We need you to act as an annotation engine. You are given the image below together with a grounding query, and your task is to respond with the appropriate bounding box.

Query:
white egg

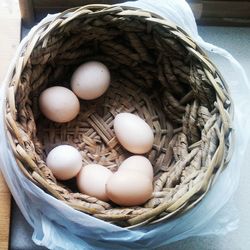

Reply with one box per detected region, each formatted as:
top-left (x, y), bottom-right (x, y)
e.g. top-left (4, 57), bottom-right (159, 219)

top-left (71, 61), bottom-right (110, 100)
top-left (46, 145), bottom-right (82, 180)
top-left (118, 155), bottom-right (153, 180)
top-left (106, 170), bottom-right (153, 206)
top-left (77, 164), bottom-right (113, 201)
top-left (39, 86), bottom-right (80, 123)
top-left (114, 113), bottom-right (154, 154)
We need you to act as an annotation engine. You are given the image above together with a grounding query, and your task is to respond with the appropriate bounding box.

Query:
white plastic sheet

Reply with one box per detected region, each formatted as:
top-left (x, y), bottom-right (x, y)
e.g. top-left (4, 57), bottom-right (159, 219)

top-left (1, 0), bottom-right (250, 249)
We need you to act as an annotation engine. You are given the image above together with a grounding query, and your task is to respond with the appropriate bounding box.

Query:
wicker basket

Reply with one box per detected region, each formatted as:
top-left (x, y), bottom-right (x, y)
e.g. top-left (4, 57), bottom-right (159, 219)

top-left (5, 4), bottom-right (233, 228)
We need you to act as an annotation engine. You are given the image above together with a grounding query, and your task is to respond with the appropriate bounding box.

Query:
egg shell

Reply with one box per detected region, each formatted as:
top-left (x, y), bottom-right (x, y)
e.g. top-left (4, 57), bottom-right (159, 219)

top-left (106, 170), bottom-right (153, 206)
top-left (114, 113), bottom-right (154, 154)
top-left (46, 145), bottom-right (82, 180)
top-left (39, 86), bottom-right (80, 123)
top-left (118, 155), bottom-right (154, 180)
top-left (71, 61), bottom-right (110, 100)
top-left (77, 164), bottom-right (113, 201)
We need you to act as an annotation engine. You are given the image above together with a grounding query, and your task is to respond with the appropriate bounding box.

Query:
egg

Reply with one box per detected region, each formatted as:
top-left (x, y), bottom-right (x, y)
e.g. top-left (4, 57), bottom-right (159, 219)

top-left (39, 86), bottom-right (80, 123)
top-left (114, 113), bottom-right (154, 154)
top-left (46, 145), bottom-right (82, 180)
top-left (77, 164), bottom-right (113, 201)
top-left (106, 170), bottom-right (153, 206)
top-left (118, 156), bottom-right (153, 180)
top-left (71, 61), bottom-right (110, 100)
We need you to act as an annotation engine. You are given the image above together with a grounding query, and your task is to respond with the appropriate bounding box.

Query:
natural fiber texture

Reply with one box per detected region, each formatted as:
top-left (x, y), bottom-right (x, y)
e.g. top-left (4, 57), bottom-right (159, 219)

top-left (5, 4), bottom-right (233, 227)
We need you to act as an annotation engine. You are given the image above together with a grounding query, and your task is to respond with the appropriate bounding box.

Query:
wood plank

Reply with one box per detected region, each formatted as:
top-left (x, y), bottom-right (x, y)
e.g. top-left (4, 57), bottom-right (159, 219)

top-left (18, 0), bottom-right (35, 27)
top-left (202, 1), bottom-right (250, 18)
top-left (32, 0), bottom-right (131, 8)
top-left (21, 0), bottom-right (250, 27)
top-left (0, 0), bottom-right (21, 249)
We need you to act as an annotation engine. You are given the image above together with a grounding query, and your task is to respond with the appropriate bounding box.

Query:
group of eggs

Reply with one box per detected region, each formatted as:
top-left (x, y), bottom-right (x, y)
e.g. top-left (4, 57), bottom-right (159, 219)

top-left (40, 61), bottom-right (155, 206)
top-left (39, 61), bottom-right (111, 123)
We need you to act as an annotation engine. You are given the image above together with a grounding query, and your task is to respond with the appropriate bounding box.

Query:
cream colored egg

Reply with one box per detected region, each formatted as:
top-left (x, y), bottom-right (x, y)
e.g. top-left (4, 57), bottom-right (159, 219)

top-left (114, 113), bottom-right (154, 154)
top-left (71, 61), bottom-right (110, 100)
top-left (106, 170), bottom-right (153, 206)
top-left (39, 86), bottom-right (80, 123)
top-left (46, 145), bottom-right (82, 180)
top-left (118, 156), bottom-right (153, 180)
top-left (77, 164), bottom-right (113, 201)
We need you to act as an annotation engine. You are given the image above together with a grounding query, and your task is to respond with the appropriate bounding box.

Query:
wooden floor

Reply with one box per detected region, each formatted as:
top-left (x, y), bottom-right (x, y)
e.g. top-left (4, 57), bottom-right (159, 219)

top-left (0, 0), bottom-right (20, 249)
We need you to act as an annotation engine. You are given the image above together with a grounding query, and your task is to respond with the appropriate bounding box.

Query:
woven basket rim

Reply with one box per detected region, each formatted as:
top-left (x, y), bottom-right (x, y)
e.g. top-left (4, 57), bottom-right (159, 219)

top-left (4, 4), bottom-right (234, 228)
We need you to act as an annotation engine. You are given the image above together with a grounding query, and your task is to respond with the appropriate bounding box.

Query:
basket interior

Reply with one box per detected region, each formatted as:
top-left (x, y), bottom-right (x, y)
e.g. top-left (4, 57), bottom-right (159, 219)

top-left (8, 6), bottom-right (232, 227)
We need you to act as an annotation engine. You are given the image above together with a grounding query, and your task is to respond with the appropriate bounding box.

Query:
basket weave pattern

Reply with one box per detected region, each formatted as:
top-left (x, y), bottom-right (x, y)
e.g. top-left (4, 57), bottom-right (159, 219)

top-left (5, 5), bottom-right (232, 227)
